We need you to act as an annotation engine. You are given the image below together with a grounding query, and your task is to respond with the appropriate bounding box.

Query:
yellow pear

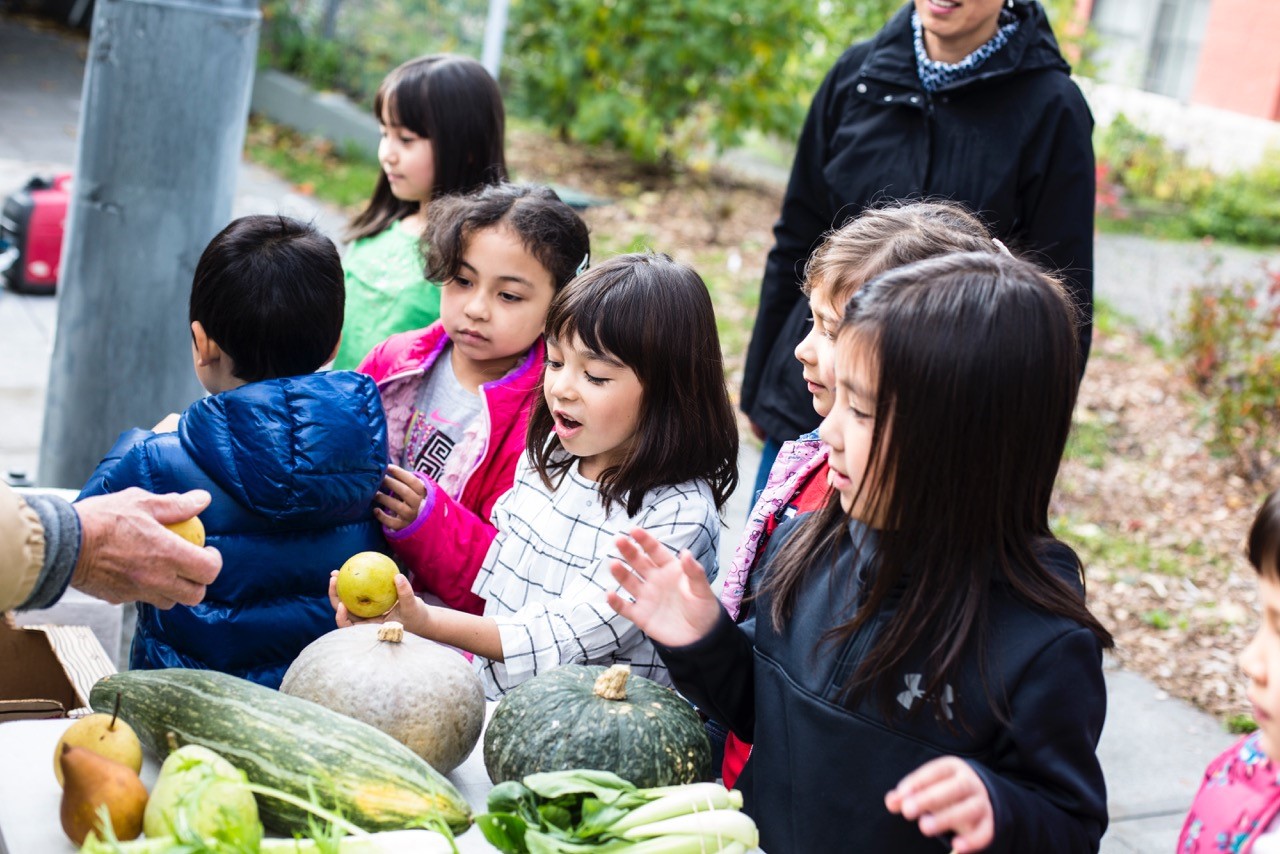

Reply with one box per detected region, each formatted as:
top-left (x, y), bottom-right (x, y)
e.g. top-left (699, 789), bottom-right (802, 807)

top-left (335, 552), bottom-right (400, 618)
top-left (164, 515), bottom-right (205, 546)
top-left (59, 744), bottom-right (148, 846)
top-left (54, 696), bottom-right (143, 787)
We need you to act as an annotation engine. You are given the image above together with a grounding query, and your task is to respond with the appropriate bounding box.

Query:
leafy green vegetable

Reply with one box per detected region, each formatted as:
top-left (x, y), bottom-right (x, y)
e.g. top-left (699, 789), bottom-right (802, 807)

top-left (522, 771), bottom-right (637, 803)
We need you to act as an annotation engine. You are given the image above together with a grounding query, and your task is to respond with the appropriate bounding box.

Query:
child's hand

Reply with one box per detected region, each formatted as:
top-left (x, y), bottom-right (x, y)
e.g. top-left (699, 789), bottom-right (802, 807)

top-left (151, 413), bottom-right (181, 433)
top-left (884, 756), bottom-right (994, 853)
top-left (606, 527), bottom-right (722, 648)
top-left (328, 571), bottom-right (431, 636)
top-left (375, 464), bottom-right (426, 530)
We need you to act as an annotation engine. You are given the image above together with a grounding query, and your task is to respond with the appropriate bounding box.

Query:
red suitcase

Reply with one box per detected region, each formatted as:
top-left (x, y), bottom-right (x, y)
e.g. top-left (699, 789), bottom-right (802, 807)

top-left (1, 173), bottom-right (72, 294)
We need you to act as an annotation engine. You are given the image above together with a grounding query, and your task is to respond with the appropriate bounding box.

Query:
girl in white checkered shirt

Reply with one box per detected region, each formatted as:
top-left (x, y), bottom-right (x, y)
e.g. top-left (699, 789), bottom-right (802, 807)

top-left (330, 253), bottom-right (740, 696)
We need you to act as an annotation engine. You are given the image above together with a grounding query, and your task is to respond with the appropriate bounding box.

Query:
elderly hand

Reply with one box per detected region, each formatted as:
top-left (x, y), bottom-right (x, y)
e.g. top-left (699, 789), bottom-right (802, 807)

top-left (70, 488), bottom-right (222, 609)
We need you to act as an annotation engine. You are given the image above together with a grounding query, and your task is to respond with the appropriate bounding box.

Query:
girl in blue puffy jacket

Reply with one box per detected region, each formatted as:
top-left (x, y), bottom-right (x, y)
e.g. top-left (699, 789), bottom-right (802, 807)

top-left (78, 215), bottom-right (389, 688)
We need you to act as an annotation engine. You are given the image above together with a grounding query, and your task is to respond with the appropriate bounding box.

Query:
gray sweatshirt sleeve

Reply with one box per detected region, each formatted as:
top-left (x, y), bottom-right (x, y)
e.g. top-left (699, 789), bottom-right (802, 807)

top-left (18, 493), bottom-right (82, 610)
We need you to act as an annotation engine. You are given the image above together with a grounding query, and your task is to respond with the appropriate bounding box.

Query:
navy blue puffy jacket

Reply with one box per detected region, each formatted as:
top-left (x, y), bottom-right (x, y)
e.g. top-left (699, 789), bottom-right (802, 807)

top-left (78, 371), bottom-right (389, 687)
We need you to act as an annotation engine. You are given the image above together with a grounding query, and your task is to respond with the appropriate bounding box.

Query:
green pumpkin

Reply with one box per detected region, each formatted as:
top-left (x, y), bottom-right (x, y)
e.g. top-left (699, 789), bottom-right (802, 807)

top-left (483, 664), bottom-right (713, 787)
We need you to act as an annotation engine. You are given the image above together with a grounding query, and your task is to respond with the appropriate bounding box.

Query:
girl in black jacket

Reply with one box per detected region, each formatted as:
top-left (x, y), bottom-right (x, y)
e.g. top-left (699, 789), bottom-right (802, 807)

top-left (743, 0), bottom-right (1095, 488)
top-left (609, 250), bottom-right (1113, 853)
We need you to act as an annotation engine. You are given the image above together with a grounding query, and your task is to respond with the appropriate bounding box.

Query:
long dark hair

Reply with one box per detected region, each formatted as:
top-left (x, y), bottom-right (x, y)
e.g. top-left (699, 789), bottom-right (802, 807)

top-left (527, 253), bottom-right (739, 516)
top-left (764, 251), bottom-right (1113, 724)
top-left (424, 184), bottom-right (590, 293)
top-left (346, 54), bottom-right (507, 241)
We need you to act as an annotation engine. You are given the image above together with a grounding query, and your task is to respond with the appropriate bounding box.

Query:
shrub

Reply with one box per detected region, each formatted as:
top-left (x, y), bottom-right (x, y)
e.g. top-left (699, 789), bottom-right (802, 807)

top-left (504, 0), bottom-right (897, 165)
top-left (1096, 114), bottom-right (1280, 247)
top-left (1178, 262), bottom-right (1280, 480)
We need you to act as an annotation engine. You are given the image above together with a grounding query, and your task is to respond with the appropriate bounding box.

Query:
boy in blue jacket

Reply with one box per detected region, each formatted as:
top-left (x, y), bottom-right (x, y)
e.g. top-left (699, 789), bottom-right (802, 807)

top-left (79, 215), bottom-right (389, 688)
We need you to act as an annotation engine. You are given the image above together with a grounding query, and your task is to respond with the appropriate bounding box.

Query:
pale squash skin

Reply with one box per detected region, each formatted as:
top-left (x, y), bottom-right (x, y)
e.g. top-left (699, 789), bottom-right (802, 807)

top-left (280, 623), bottom-right (485, 774)
top-left (484, 664), bottom-right (713, 787)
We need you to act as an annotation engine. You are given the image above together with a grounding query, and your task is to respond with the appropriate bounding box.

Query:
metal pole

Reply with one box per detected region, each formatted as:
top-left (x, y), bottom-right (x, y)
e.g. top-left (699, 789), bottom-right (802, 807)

top-left (481, 0), bottom-right (509, 80)
top-left (38, 0), bottom-right (261, 488)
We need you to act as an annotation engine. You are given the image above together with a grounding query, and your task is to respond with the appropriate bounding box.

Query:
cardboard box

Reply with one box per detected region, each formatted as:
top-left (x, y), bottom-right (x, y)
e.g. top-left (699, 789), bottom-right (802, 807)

top-left (0, 614), bottom-right (116, 721)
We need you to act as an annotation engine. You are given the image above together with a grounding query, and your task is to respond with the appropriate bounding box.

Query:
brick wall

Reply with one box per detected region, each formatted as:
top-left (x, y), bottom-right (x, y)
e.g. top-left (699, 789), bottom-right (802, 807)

top-left (1191, 0), bottom-right (1280, 120)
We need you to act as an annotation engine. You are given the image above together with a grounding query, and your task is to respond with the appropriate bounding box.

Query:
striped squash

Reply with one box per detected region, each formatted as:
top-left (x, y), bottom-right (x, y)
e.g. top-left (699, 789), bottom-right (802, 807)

top-left (484, 664), bottom-right (712, 788)
top-left (89, 669), bottom-right (471, 834)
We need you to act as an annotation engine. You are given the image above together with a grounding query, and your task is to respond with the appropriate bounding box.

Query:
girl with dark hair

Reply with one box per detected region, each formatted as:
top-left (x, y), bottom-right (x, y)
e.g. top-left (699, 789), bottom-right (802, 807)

top-left (333, 253), bottom-right (739, 699)
top-left (609, 251), bottom-right (1113, 853)
top-left (357, 184), bottom-right (589, 615)
top-left (332, 54), bottom-right (507, 369)
top-left (717, 200), bottom-right (1001, 787)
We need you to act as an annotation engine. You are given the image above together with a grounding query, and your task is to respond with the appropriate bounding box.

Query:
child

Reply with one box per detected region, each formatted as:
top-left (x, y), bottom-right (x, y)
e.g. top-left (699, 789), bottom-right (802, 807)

top-left (331, 54), bottom-right (507, 370)
top-left (358, 183), bottom-right (591, 615)
top-left (717, 200), bottom-right (1001, 787)
top-left (609, 251), bottom-right (1114, 852)
top-left (78, 215), bottom-right (389, 688)
top-left (334, 253), bottom-right (740, 698)
top-left (1179, 490), bottom-right (1280, 853)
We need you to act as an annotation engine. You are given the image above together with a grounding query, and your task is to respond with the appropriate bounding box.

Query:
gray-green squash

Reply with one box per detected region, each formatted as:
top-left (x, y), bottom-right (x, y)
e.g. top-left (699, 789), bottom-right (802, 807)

top-left (483, 664), bottom-right (712, 787)
top-left (281, 622), bottom-right (484, 774)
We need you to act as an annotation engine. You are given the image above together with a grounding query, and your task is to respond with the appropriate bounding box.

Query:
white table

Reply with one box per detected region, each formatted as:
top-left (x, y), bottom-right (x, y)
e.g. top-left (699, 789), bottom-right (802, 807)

top-left (0, 717), bottom-right (503, 853)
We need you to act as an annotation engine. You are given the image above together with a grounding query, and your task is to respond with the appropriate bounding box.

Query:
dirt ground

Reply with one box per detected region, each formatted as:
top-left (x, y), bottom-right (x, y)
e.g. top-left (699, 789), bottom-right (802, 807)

top-left (508, 127), bottom-right (1260, 726)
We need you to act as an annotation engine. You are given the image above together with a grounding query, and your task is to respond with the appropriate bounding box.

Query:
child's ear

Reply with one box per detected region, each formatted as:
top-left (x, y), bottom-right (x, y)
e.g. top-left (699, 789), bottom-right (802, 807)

top-left (190, 321), bottom-right (222, 366)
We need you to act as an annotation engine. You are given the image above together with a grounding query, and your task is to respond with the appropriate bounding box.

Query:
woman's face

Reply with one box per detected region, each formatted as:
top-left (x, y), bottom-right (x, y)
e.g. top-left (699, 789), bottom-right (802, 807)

top-left (913, 0), bottom-right (1007, 64)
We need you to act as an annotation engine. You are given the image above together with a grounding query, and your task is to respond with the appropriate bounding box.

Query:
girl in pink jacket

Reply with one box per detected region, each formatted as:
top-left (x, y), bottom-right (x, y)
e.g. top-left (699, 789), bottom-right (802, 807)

top-left (358, 184), bottom-right (590, 614)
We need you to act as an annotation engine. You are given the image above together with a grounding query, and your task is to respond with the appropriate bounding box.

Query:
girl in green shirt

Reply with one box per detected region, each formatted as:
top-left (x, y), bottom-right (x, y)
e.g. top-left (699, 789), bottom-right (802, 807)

top-left (332, 54), bottom-right (507, 370)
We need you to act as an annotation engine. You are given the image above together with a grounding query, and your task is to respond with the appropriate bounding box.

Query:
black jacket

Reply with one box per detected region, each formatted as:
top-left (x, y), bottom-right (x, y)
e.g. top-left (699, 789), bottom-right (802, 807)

top-left (659, 519), bottom-right (1108, 854)
top-left (742, 0), bottom-right (1096, 441)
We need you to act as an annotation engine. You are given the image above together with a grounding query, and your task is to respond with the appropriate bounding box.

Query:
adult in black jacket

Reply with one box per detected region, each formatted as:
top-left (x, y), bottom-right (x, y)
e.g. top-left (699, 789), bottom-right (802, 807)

top-left (742, 0), bottom-right (1095, 467)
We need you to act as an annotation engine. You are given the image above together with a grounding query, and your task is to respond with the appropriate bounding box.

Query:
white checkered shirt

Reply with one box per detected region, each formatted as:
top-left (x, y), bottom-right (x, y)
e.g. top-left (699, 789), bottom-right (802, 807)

top-left (473, 452), bottom-right (720, 698)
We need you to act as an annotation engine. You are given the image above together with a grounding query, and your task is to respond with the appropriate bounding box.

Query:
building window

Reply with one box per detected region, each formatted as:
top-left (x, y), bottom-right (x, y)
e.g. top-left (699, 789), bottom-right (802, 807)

top-left (1091, 0), bottom-right (1211, 100)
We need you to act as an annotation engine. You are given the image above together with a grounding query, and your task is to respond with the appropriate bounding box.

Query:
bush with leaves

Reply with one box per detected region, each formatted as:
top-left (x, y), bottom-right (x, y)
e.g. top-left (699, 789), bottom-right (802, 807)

top-left (1179, 262), bottom-right (1280, 481)
top-left (1096, 113), bottom-right (1280, 247)
top-left (504, 0), bottom-right (899, 165)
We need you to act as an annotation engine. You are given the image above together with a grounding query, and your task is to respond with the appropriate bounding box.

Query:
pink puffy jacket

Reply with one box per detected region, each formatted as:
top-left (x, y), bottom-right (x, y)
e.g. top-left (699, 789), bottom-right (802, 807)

top-left (358, 323), bottom-right (544, 614)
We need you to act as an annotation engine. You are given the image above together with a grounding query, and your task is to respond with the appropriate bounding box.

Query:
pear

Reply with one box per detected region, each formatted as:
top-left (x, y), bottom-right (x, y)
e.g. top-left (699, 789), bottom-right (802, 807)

top-left (59, 744), bottom-right (148, 846)
top-left (53, 694), bottom-right (143, 787)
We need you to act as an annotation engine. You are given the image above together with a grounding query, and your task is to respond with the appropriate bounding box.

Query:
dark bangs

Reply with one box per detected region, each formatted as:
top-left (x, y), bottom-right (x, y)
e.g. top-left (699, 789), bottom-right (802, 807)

top-left (528, 253), bottom-right (738, 516)
top-left (1249, 491), bottom-right (1280, 578)
top-left (347, 55), bottom-right (506, 242)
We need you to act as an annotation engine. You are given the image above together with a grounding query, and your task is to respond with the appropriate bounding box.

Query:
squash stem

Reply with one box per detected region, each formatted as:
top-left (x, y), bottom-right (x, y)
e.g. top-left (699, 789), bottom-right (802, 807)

top-left (241, 782), bottom-right (370, 837)
top-left (593, 664), bottom-right (631, 700)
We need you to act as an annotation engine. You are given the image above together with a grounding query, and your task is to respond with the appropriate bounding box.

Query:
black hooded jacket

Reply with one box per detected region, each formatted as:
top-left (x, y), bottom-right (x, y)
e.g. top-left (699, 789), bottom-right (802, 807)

top-left (742, 0), bottom-right (1096, 441)
top-left (658, 517), bottom-right (1108, 853)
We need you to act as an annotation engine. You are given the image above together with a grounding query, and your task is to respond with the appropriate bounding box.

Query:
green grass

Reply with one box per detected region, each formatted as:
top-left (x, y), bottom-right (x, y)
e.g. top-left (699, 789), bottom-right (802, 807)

top-left (1227, 714), bottom-right (1260, 735)
top-left (243, 116), bottom-right (379, 210)
top-left (1063, 417), bottom-right (1112, 470)
top-left (1054, 515), bottom-right (1190, 578)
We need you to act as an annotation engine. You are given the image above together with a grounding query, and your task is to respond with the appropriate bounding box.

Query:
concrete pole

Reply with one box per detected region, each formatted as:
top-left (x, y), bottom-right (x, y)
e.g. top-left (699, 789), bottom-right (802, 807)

top-left (38, 0), bottom-right (261, 488)
top-left (481, 0), bottom-right (510, 79)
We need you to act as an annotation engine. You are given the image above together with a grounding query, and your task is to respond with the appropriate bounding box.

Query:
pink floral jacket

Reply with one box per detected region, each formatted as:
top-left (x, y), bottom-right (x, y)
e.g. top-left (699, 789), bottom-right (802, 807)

top-left (1179, 733), bottom-right (1280, 853)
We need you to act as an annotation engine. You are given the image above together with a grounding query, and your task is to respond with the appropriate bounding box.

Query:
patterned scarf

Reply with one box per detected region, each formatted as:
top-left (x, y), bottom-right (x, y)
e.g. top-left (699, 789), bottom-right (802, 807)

top-left (912, 9), bottom-right (1019, 92)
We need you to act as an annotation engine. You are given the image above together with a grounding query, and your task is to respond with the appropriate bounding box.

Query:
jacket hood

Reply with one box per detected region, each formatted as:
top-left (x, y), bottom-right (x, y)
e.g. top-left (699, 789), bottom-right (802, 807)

top-left (862, 0), bottom-right (1071, 90)
top-left (180, 372), bottom-right (388, 521)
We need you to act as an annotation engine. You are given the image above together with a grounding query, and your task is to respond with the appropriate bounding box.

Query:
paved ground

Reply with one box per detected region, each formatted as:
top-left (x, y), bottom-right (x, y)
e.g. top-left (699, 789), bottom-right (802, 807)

top-left (0, 13), bottom-right (1253, 852)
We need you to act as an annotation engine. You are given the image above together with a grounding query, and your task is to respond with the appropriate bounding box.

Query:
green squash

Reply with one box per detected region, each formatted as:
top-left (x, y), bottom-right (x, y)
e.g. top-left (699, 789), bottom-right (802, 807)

top-left (483, 664), bottom-right (713, 787)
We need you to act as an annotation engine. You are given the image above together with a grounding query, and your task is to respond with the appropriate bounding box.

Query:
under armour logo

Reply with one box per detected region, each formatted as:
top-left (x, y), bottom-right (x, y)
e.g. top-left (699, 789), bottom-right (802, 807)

top-left (897, 673), bottom-right (955, 721)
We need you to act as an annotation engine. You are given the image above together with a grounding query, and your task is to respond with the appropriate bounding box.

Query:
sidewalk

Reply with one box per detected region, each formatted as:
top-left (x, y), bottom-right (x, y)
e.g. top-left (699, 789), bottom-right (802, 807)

top-left (0, 13), bottom-right (1244, 852)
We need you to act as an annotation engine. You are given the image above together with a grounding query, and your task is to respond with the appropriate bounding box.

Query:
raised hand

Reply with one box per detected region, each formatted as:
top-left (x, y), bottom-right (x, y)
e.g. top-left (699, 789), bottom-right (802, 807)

top-left (884, 756), bottom-right (994, 853)
top-left (605, 526), bottom-right (722, 648)
top-left (374, 464), bottom-right (427, 531)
